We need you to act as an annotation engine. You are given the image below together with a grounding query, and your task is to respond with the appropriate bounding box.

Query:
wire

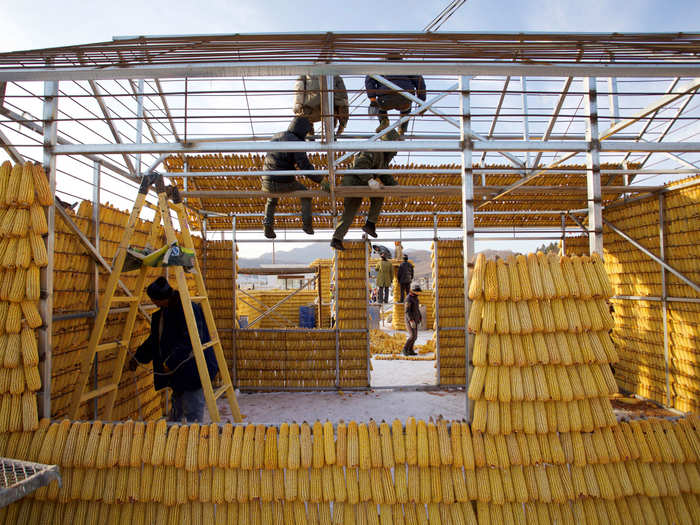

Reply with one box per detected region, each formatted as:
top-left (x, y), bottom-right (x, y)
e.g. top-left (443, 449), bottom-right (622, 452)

top-left (423, 0), bottom-right (467, 32)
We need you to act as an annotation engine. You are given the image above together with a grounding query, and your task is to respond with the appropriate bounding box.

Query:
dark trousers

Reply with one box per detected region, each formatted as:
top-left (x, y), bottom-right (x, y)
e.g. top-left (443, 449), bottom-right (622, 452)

top-left (403, 315), bottom-right (418, 355)
top-left (262, 179), bottom-right (311, 227)
top-left (378, 286), bottom-right (390, 304)
top-left (399, 282), bottom-right (411, 303)
top-left (370, 95), bottom-right (412, 133)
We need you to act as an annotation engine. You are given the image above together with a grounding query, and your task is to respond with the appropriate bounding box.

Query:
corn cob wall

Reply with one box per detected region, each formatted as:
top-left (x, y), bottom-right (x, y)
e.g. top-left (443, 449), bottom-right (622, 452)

top-left (335, 241), bottom-right (370, 388)
top-left (432, 240), bottom-right (467, 385)
top-left (0, 161), bottom-right (51, 432)
top-left (566, 179), bottom-right (699, 413)
top-left (468, 251), bottom-right (619, 435)
top-left (198, 240), bottom-right (234, 365)
top-left (311, 257), bottom-right (333, 328)
top-left (1, 415), bottom-right (699, 523)
top-left (51, 201), bottom-right (165, 421)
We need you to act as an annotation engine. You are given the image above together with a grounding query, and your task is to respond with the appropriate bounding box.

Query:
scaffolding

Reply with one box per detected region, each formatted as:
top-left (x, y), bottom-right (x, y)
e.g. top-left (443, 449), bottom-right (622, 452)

top-left (0, 32), bottom-right (698, 421)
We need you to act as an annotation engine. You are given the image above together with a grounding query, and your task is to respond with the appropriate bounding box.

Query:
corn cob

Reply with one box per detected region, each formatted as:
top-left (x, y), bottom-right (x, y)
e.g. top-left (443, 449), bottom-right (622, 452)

top-left (472, 333), bottom-right (488, 367)
top-left (29, 203), bottom-right (48, 235)
top-left (29, 233), bottom-right (48, 267)
top-left (32, 164), bottom-right (53, 206)
top-left (482, 301), bottom-right (496, 334)
top-left (495, 301), bottom-right (509, 334)
top-left (391, 419), bottom-right (405, 465)
top-left (537, 252), bottom-right (557, 299)
top-left (335, 422), bottom-right (346, 468)
top-left (516, 254), bottom-right (534, 300)
top-left (468, 253), bottom-right (485, 300)
top-left (484, 259), bottom-right (499, 301)
top-left (467, 299), bottom-right (483, 333)
top-left (527, 253), bottom-right (544, 298)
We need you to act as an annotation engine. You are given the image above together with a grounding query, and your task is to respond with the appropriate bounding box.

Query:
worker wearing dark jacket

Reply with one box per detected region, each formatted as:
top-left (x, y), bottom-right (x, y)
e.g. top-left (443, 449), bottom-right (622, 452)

top-left (397, 255), bottom-right (414, 303)
top-left (403, 284), bottom-right (422, 356)
top-left (330, 129), bottom-right (400, 251)
top-left (262, 117), bottom-right (325, 239)
top-left (365, 72), bottom-right (426, 135)
top-left (130, 277), bottom-right (218, 422)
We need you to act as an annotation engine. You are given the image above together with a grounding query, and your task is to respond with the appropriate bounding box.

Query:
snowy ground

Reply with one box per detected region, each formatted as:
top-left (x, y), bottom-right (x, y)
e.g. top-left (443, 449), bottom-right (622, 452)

top-left (216, 328), bottom-right (471, 424)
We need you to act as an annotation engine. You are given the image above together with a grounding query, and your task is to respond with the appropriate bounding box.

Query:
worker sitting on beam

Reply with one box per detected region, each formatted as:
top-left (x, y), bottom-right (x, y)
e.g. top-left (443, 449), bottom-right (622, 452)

top-left (365, 54), bottom-right (426, 136)
top-left (330, 129), bottom-right (402, 251)
top-left (293, 74), bottom-right (349, 137)
top-left (262, 116), bottom-right (327, 239)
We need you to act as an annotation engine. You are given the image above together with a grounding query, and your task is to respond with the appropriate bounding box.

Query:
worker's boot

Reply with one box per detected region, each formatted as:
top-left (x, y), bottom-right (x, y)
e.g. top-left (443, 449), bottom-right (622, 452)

top-left (376, 117), bottom-right (390, 133)
top-left (330, 238), bottom-right (345, 251)
top-left (302, 223), bottom-right (315, 235)
top-left (264, 224), bottom-right (276, 239)
top-left (362, 221), bottom-right (377, 238)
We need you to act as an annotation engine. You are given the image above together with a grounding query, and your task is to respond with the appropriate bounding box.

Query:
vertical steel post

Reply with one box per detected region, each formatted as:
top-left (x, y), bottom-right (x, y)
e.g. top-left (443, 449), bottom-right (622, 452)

top-left (659, 194), bottom-right (671, 407)
top-left (585, 77), bottom-right (604, 255)
top-left (459, 76), bottom-right (475, 421)
top-left (608, 76), bottom-right (620, 126)
top-left (521, 76), bottom-right (530, 168)
top-left (38, 80), bottom-right (58, 419)
top-left (231, 216), bottom-right (237, 388)
top-left (135, 78), bottom-right (144, 176)
top-left (321, 75), bottom-right (338, 223)
top-left (433, 213), bottom-right (441, 385)
top-left (560, 212), bottom-right (567, 255)
top-left (92, 161), bottom-right (101, 419)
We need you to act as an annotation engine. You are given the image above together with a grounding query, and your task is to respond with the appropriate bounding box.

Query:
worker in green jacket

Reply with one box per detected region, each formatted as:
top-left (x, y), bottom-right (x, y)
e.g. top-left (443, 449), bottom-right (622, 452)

top-left (330, 129), bottom-right (401, 251)
top-left (375, 253), bottom-right (394, 304)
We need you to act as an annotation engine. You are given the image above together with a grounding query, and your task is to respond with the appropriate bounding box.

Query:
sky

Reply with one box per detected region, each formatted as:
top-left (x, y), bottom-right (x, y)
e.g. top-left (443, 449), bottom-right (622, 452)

top-left (1, 0), bottom-right (698, 259)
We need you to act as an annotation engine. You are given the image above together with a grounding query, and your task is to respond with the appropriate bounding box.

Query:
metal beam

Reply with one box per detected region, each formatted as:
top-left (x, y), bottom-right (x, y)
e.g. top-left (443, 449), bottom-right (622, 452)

top-left (479, 75), bottom-right (510, 167)
top-left (0, 126), bottom-right (23, 163)
top-left (237, 266), bottom-right (320, 275)
top-left (530, 76), bottom-right (573, 170)
top-left (585, 77), bottom-right (603, 255)
top-left (2, 61), bottom-right (700, 82)
top-left (604, 218), bottom-right (700, 294)
top-left (237, 290), bottom-right (295, 328)
top-left (246, 275), bottom-right (317, 328)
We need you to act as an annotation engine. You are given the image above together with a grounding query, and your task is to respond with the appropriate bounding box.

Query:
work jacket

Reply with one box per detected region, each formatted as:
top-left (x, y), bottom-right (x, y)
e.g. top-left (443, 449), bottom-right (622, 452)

top-left (365, 75), bottom-right (427, 102)
top-left (263, 119), bottom-right (322, 184)
top-left (375, 260), bottom-right (394, 288)
top-left (135, 292), bottom-right (218, 392)
top-left (397, 261), bottom-right (414, 284)
top-left (293, 75), bottom-right (349, 128)
top-left (405, 292), bottom-right (422, 323)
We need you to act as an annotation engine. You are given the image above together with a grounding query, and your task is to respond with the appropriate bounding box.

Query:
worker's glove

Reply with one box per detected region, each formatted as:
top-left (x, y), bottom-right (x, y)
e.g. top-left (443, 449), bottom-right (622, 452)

top-left (127, 356), bottom-right (139, 372)
top-left (320, 180), bottom-right (331, 192)
top-left (368, 99), bottom-right (379, 116)
top-left (368, 179), bottom-right (383, 190)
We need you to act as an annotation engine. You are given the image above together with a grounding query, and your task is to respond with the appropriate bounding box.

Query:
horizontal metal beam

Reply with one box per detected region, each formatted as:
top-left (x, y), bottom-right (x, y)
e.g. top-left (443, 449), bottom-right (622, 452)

top-left (2, 61), bottom-right (700, 82)
top-left (51, 139), bottom-right (700, 155)
top-left (238, 266), bottom-right (319, 275)
top-left (612, 295), bottom-right (700, 304)
top-left (604, 218), bottom-right (700, 294)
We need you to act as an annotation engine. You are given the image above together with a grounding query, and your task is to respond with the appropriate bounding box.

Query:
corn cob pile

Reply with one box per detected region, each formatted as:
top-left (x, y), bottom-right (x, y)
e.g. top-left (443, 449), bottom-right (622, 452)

top-left (467, 251), bottom-right (619, 435)
top-left (369, 330), bottom-right (406, 355)
top-left (0, 162), bottom-right (52, 432)
top-left (432, 240), bottom-right (467, 385)
top-left (51, 200), bottom-right (165, 421)
top-left (198, 240), bottom-right (234, 365)
top-left (1, 415), bottom-right (699, 523)
top-left (335, 241), bottom-right (370, 388)
top-left (567, 179), bottom-right (700, 413)
top-left (417, 336), bottom-right (436, 355)
top-left (235, 330), bottom-right (336, 389)
top-left (236, 290), bottom-right (319, 329)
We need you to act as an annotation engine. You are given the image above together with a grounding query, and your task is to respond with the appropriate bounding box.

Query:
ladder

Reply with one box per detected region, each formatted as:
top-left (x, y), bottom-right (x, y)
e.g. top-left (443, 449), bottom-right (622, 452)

top-left (68, 173), bottom-right (242, 422)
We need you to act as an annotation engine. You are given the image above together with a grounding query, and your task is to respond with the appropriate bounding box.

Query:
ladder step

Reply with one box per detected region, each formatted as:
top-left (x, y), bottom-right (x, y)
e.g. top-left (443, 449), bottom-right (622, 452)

top-left (81, 383), bottom-right (118, 403)
top-left (110, 296), bottom-right (141, 303)
top-left (96, 341), bottom-right (122, 353)
top-left (202, 339), bottom-right (219, 350)
top-left (214, 383), bottom-right (232, 400)
top-left (190, 296), bottom-right (208, 302)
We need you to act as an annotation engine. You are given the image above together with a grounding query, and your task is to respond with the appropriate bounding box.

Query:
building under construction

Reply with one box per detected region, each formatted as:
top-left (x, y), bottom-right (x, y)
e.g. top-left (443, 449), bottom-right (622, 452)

top-left (0, 32), bottom-right (698, 523)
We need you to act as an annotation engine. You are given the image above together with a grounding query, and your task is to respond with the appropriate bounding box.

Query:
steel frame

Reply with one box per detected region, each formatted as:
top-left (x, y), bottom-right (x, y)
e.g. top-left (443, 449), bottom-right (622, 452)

top-left (0, 32), bottom-right (696, 419)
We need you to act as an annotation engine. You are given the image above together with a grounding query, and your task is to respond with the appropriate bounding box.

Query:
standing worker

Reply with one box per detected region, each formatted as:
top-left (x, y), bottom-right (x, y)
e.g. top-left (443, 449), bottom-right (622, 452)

top-left (397, 254), bottom-right (414, 303)
top-left (330, 129), bottom-right (401, 251)
top-left (402, 284), bottom-right (422, 356)
top-left (262, 116), bottom-right (326, 239)
top-left (293, 75), bottom-right (349, 137)
top-left (375, 253), bottom-right (393, 304)
top-left (365, 55), bottom-right (426, 136)
top-left (128, 277), bottom-right (218, 422)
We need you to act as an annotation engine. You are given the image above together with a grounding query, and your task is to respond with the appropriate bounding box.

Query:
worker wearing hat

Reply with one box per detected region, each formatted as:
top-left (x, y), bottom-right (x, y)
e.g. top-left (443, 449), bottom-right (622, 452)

top-left (397, 254), bottom-right (415, 303)
top-left (128, 277), bottom-right (218, 422)
top-left (403, 283), bottom-right (422, 356)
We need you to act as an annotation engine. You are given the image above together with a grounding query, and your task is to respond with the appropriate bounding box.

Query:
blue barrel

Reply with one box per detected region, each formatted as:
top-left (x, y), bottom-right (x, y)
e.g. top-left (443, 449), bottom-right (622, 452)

top-left (299, 305), bottom-right (317, 328)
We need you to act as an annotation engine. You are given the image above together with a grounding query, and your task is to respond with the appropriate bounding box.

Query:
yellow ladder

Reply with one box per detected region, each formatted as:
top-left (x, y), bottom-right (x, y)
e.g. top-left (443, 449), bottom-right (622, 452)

top-left (68, 174), bottom-right (242, 422)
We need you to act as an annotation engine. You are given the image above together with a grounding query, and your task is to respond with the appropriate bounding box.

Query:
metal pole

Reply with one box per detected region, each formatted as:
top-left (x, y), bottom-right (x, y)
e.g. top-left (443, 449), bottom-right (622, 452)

top-left (459, 76), bottom-right (475, 422)
top-left (659, 194), bottom-right (671, 408)
top-left (202, 214), bottom-right (208, 282)
top-left (560, 213), bottom-right (566, 255)
top-left (608, 76), bottom-right (620, 126)
top-left (38, 80), bottom-right (58, 419)
top-left (92, 161), bottom-right (101, 419)
top-left (585, 77), bottom-right (604, 255)
top-left (433, 213), bottom-right (441, 385)
top-left (521, 76), bottom-right (530, 168)
top-left (231, 215), bottom-right (237, 388)
top-left (364, 238), bottom-right (371, 388)
top-left (135, 78), bottom-right (144, 176)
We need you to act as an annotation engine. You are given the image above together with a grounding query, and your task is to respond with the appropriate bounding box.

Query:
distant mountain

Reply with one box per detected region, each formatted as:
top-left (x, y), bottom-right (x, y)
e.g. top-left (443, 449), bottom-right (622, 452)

top-left (237, 243), bottom-right (333, 268)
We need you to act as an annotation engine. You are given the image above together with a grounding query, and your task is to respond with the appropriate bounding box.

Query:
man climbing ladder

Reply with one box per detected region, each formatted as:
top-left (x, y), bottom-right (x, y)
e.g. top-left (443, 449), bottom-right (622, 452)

top-left (68, 173), bottom-right (242, 423)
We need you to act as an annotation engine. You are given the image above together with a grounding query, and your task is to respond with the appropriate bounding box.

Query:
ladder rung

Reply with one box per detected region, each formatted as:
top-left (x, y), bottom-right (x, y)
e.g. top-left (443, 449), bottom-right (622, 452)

top-left (110, 296), bottom-right (141, 303)
top-left (202, 339), bottom-right (219, 350)
top-left (96, 341), bottom-right (122, 353)
top-left (190, 296), bottom-right (208, 302)
top-left (214, 383), bottom-right (232, 400)
top-left (81, 383), bottom-right (118, 403)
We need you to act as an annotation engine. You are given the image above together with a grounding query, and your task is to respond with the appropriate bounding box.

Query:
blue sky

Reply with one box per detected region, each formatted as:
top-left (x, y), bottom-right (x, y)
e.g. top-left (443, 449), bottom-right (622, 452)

top-left (2, 0), bottom-right (700, 52)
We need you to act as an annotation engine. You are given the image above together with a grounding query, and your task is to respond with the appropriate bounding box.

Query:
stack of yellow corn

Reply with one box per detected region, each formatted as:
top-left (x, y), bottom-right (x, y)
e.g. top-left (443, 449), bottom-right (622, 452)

top-left (432, 240), bottom-right (466, 385)
top-left (0, 415), bottom-right (698, 523)
top-left (198, 240), bottom-right (234, 365)
top-left (369, 330), bottom-right (406, 355)
top-left (467, 251), bottom-right (619, 435)
top-left (335, 242), bottom-right (370, 388)
top-left (0, 162), bottom-right (53, 432)
top-left (311, 258), bottom-right (333, 328)
top-left (566, 178), bottom-right (700, 413)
